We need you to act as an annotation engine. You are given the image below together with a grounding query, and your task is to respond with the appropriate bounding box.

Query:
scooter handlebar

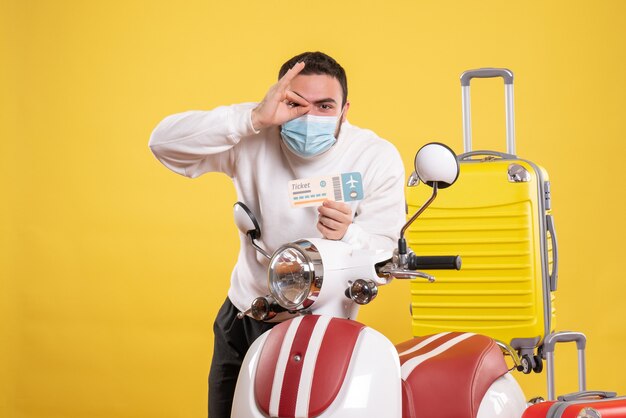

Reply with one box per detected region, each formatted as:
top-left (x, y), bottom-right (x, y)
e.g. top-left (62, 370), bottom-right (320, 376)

top-left (407, 255), bottom-right (461, 270)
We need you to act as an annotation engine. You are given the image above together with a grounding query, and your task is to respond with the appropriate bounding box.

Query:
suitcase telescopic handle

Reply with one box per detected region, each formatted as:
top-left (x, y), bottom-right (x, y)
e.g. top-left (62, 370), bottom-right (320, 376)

top-left (543, 331), bottom-right (587, 401)
top-left (460, 68), bottom-right (516, 156)
top-left (460, 68), bottom-right (514, 86)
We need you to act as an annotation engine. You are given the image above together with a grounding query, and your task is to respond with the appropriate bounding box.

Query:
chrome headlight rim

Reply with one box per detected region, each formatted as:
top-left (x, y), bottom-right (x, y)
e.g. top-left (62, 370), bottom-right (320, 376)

top-left (268, 240), bottom-right (323, 311)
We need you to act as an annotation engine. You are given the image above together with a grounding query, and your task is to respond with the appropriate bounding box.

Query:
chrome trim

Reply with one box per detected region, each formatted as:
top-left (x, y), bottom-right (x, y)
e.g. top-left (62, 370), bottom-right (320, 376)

top-left (495, 340), bottom-right (522, 368)
top-left (268, 239), bottom-right (323, 311)
top-left (248, 234), bottom-right (271, 259)
top-left (348, 279), bottom-right (378, 305)
top-left (407, 171), bottom-right (420, 187)
top-left (378, 265), bottom-right (435, 282)
top-left (400, 182), bottom-right (438, 241)
top-left (250, 296), bottom-right (271, 321)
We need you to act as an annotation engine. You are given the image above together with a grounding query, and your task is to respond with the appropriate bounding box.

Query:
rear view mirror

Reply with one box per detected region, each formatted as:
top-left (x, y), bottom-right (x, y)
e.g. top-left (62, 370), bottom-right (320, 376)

top-left (414, 142), bottom-right (459, 189)
top-left (233, 202), bottom-right (261, 239)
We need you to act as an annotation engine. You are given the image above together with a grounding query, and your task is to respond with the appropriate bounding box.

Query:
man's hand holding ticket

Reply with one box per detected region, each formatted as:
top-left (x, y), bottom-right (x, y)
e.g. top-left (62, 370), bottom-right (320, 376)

top-left (288, 172), bottom-right (364, 240)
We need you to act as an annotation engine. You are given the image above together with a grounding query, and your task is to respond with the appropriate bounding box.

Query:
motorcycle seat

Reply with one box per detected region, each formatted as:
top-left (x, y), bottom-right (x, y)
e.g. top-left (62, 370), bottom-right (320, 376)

top-left (396, 332), bottom-right (509, 418)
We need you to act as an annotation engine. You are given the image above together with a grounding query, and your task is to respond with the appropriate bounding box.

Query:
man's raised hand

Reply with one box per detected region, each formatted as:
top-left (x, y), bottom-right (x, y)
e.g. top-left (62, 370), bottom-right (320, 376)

top-left (251, 62), bottom-right (311, 131)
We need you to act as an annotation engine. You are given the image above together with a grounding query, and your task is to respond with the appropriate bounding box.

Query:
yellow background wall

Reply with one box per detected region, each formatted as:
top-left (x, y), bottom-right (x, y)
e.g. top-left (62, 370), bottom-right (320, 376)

top-left (2, 1), bottom-right (625, 417)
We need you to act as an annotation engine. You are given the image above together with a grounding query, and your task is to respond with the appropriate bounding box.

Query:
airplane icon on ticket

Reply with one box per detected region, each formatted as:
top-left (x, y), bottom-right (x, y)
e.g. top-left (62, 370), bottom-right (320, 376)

top-left (345, 175), bottom-right (359, 189)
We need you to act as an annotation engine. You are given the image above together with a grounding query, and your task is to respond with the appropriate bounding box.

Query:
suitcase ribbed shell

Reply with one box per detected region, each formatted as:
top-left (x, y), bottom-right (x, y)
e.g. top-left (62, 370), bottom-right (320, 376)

top-left (407, 158), bottom-right (556, 347)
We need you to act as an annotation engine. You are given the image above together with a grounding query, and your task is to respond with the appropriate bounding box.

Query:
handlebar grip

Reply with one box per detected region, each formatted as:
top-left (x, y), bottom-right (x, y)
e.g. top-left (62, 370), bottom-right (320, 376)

top-left (408, 255), bottom-right (461, 270)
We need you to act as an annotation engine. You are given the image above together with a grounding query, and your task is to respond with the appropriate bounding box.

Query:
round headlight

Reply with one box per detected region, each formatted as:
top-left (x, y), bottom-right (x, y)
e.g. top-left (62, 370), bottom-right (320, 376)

top-left (268, 240), bottom-right (323, 310)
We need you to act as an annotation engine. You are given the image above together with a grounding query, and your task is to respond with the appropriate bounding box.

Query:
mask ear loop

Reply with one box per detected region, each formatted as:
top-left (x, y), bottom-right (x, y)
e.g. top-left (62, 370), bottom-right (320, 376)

top-left (335, 105), bottom-right (346, 138)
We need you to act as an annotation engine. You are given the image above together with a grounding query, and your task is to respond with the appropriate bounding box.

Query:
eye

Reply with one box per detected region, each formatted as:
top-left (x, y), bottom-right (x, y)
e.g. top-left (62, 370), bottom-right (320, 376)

top-left (319, 103), bottom-right (334, 110)
top-left (286, 101), bottom-right (300, 108)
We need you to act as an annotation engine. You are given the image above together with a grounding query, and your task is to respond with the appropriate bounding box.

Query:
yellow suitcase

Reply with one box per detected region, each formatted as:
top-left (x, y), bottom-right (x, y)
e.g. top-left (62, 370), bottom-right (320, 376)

top-left (407, 69), bottom-right (557, 373)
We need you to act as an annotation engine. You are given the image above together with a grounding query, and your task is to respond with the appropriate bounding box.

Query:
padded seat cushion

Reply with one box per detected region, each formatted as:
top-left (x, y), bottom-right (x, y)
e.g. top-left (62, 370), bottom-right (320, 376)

top-left (396, 332), bottom-right (509, 418)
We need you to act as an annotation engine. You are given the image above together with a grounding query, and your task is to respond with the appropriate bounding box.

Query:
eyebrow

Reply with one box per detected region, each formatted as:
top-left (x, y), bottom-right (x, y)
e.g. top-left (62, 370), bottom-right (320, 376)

top-left (292, 91), bottom-right (337, 105)
top-left (313, 98), bottom-right (337, 105)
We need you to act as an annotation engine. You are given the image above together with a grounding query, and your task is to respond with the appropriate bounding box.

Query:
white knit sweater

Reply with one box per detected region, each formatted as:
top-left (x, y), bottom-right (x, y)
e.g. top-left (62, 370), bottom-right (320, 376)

top-left (149, 103), bottom-right (406, 313)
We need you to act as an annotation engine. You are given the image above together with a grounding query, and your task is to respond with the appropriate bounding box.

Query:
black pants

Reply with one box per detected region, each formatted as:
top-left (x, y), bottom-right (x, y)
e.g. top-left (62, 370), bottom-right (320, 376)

top-left (208, 297), bottom-right (278, 418)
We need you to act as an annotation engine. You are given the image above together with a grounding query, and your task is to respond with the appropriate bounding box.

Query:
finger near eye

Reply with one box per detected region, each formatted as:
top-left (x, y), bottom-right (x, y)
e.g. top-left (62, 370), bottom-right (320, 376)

top-left (285, 91), bottom-right (310, 106)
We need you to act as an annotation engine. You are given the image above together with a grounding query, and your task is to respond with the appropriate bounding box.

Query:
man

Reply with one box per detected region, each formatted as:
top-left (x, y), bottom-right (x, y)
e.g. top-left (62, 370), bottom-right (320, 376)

top-left (149, 51), bottom-right (406, 417)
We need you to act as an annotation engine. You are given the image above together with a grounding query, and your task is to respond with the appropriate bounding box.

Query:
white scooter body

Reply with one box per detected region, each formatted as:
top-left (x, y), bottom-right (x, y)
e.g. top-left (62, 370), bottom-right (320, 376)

top-left (233, 329), bottom-right (527, 418)
top-left (230, 143), bottom-right (528, 418)
top-left (233, 238), bottom-right (403, 417)
top-left (232, 323), bottom-right (402, 418)
top-left (231, 239), bottom-right (526, 418)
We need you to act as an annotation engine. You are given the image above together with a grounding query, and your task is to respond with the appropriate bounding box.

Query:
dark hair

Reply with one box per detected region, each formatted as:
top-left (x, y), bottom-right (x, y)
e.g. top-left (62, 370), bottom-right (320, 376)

top-left (278, 51), bottom-right (348, 106)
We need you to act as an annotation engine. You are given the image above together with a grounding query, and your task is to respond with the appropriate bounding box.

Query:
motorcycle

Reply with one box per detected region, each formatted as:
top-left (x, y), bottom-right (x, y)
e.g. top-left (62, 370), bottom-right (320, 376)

top-left (229, 143), bottom-right (531, 418)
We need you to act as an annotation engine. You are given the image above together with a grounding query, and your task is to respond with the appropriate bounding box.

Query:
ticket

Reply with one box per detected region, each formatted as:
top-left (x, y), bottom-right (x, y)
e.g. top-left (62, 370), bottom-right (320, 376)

top-left (288, 172), bottom-right (364, 208)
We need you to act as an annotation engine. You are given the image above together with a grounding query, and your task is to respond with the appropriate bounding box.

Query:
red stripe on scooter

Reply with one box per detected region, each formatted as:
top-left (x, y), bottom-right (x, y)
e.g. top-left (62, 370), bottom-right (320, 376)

top-left (254, 320), bottom-right (291, 416)
top-left (397, 332), bottom-right (466, 364)
top-left (277, 315), bottom-right (320, 418)
top-left (309, 318), bottom-right (365, 417)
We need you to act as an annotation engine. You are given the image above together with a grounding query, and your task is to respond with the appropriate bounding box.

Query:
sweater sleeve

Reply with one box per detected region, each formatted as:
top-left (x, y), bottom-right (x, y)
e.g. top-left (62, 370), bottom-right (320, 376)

top-left (341, 142), bottom-right (406, 251)
top-left (148, 103), bottom-right (259, 178)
